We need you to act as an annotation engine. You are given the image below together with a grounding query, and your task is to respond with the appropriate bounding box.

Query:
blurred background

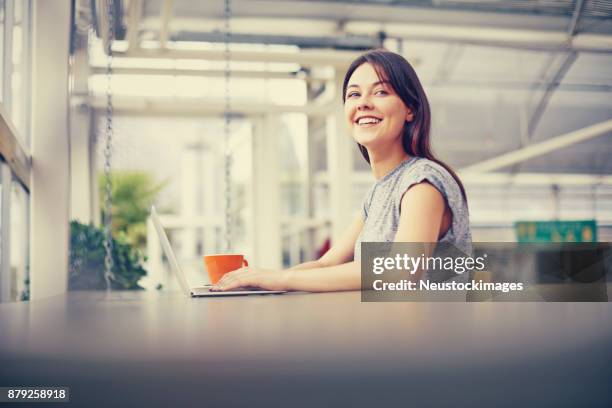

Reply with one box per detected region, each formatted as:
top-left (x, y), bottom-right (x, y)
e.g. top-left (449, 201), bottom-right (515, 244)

top-left (0, 0), bottom-right (610, 301)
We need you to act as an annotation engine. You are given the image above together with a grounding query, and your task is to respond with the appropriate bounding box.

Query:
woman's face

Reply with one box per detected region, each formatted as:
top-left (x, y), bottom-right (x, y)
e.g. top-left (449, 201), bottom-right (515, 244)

top-left (344, 63), bottom-right (413, 151)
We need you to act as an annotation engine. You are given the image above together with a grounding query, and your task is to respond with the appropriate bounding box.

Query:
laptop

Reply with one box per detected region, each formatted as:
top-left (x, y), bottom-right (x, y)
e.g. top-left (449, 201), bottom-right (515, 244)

top-left (150, 206), bottom-right (285, 297)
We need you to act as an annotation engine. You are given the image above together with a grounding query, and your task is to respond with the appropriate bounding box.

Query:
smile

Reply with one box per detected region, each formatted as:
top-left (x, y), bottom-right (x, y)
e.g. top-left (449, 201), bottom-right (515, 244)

top-left (356, 117), bottom-right (382, 126)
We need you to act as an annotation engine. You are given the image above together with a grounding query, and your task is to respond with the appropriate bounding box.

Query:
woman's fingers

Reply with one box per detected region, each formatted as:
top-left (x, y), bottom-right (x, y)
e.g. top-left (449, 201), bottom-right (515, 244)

top-left (210, 267), bottom-right (287, 292)
top-left (215, 277), bottom-right (249, 291)
top-left (212, 267), bottom-right (251, 291)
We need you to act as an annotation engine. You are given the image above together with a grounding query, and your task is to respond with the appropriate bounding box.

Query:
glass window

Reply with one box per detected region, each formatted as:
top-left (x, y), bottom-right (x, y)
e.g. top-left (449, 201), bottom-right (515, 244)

top-left (0, 0), bottom-right (5, 101)
top-left (11, 0), bottom-right (24, 137)
top-left (10, 179), bottom-right (28, 301)
top-left (279, 113), bottom-right (308, 218)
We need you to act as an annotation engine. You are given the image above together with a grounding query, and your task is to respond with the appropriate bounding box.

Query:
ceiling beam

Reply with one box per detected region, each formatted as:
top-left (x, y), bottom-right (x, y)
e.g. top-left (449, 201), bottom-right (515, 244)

top-left (87, 65), bottom-right (611, 93)
top-left (89, 66), bottom-right (331, 81)
top-left (520, 0), bottom-right (588, 142)
top-left (527, 51), bottom-right (578, 138)
top-left (162, 1), bottom-right (589, 30)
top-left (315, 171), bottom-right (612, 186)
top-left (137, 16), bottom-right (612, 53)
top-left (460, 172), bottom-right (612, 186)
top-left (568, 0), bottom-right (586, 37)
top-left (171, 31), bottom-right (379, 51)
top-left (460, 119), bottom-right (612, 173)
top-left (347, 22), bottom-right (612, 53)
top-left (114, 46), bottom-right (362, 68)
top-left (88, 95), bottom-right (333, 117)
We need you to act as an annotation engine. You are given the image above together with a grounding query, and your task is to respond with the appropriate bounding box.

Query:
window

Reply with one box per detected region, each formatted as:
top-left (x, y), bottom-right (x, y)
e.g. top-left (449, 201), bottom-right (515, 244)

top-left (11, 0), bottom-right (23, 138)
top-left (10, 179), bottom-right (28, 300)
top-left (0, 0), bottom-right (31, 302)
top-left (0, 161), bottom-right (6, 302)
top-left (0, 1), bottom-right (4, 99)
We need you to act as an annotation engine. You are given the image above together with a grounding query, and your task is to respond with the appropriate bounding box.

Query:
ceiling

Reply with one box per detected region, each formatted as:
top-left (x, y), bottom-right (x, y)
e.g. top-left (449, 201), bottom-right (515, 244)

top-left (83, 0), bottom-right (612, 178)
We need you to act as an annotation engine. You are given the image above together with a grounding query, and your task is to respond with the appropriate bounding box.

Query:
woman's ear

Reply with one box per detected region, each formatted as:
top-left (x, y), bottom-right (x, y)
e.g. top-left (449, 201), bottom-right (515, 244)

top-left (405, 108), bottom-right (414, 122)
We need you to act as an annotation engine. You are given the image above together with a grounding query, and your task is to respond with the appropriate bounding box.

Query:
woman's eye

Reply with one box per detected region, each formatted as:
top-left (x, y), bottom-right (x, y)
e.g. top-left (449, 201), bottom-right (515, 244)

top-left (375, 89), bottom-right (388, 95)
top-left (347, 92), bottom-right (360, 98)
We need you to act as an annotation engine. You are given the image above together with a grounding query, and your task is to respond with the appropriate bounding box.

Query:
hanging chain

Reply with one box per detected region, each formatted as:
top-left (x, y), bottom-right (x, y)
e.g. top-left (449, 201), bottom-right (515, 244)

top-left (223, 0), bottom-right (232, 253)
top-left (103, 0), bottom-right (115, 290)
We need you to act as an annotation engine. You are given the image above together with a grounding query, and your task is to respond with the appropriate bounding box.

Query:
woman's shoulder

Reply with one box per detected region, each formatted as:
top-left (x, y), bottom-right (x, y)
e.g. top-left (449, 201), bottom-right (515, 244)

top-left (396, 157), bottom-right (464, 202)
top-left (400, 158), bottom-right (455, 186)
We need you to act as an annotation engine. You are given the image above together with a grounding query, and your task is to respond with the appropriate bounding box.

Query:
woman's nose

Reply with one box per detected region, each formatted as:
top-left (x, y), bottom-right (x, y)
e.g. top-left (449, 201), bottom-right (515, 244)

top-left (357, 96), bottom-right (373, 110)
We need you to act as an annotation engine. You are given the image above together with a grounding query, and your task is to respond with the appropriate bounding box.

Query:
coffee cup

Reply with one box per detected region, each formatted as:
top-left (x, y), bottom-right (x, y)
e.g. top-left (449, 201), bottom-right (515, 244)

top-left (204, 254), bottom-right (248, 285)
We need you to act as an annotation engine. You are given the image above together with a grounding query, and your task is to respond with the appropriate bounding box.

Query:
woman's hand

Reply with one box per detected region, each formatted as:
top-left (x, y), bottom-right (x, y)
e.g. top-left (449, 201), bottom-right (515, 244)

top-left (210, 267), bottom-right (291, 292)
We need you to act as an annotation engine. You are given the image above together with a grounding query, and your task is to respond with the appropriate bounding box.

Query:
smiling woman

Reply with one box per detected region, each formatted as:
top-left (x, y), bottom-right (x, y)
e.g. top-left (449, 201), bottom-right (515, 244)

top-left (343, 50), bottom-right (472, 262)
top-left (212, 49), bottom-right (472, 293)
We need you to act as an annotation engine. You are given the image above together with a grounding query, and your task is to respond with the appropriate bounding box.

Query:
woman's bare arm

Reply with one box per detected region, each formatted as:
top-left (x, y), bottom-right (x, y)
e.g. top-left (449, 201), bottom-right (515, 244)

top-left (393, 181), bottom-right (448, 279)
top-left (290, 214), bottom-right (364, 270)
top-left (212, 216), bottom-right (364, 292)
top-left (284, 261), bottom-right (361, 291)
top-left (213, 185), bottom-right (447, 292)
top-left (395, 182), bottom-right (447, 242)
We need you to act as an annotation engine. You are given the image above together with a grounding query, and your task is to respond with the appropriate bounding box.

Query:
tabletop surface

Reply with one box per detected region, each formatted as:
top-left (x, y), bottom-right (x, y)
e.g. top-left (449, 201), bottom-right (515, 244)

top-left (1, 290), bottom-right (611, 407)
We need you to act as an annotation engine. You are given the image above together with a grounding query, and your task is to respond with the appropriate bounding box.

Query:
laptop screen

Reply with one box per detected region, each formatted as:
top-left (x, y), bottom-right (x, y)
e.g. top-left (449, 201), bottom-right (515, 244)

top-left (150, 206), bottom-right (192, 296)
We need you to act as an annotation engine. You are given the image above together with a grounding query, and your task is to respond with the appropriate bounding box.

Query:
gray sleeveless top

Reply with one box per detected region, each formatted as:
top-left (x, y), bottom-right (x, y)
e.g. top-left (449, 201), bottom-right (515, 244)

top-left (354, 157), bottom-right (472, 261)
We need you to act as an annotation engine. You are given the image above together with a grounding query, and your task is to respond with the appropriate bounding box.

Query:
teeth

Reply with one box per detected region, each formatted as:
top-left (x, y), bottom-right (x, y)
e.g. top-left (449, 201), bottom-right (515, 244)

top-left (357, 117), bottom-right (381, 125)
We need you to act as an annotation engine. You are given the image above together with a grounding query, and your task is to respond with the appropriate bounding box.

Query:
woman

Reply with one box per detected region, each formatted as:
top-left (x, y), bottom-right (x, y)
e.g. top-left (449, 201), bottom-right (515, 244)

top-left (212, 49), bottom-right (471, 292)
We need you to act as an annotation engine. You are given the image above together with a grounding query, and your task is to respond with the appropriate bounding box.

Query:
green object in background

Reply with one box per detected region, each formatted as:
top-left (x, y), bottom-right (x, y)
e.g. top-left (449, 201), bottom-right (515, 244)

top-left (69, 221), bottom-right (148, 290)
top-left (515, 220), bottom-right (597, 242)
top-left (98, 171), bottom-right (167, 251)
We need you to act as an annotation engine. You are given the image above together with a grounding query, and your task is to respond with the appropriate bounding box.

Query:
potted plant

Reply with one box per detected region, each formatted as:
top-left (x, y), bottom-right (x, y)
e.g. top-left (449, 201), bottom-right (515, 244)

top-left (69, 221), bottom-right (147, 290)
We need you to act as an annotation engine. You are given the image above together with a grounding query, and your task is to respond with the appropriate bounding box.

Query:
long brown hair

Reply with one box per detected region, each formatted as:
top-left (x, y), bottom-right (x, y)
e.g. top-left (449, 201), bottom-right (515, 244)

top-left (342, 49), bottom-right (467, 202)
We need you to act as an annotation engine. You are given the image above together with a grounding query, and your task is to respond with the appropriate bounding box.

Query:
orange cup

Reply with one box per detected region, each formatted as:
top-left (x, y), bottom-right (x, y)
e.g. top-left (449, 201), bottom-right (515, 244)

top-left (204, 254), bottom-right (249, 285)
